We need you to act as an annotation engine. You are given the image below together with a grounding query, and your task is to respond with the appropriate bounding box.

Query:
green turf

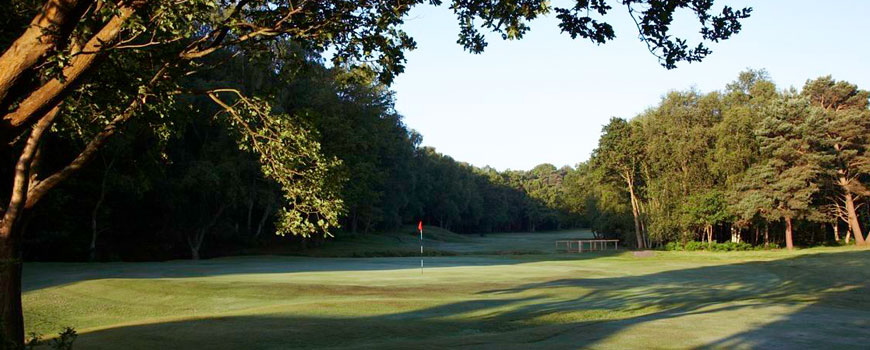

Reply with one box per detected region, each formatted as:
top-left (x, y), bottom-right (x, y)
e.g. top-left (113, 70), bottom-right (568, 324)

top-left (258, 226), bottom-right (593, 257)
top-left (23, 230), bottom-right (870, 349)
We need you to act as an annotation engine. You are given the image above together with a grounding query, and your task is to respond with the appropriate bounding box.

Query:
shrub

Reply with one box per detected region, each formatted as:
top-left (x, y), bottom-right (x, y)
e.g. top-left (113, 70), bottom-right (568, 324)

top-left (25, 327), bottom-right (77, 350)
top-left (662, 241), bottom-right (763, 252)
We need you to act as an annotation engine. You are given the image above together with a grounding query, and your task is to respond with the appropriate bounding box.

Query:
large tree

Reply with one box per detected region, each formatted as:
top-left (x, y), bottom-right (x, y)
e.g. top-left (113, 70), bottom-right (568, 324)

top-left (637, 90), bottom-right (722, 244)
top-left (735, 93), bottom-right (829, 250)
top-left (802, 77), bottom-right (870, 246)
top-left (595, 117), bottom-right (647, 248)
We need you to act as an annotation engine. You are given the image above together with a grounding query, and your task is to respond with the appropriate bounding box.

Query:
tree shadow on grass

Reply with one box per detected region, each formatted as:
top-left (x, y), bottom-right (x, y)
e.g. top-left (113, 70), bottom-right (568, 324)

top-left (23, 250), bottom-right (622, 292)
top-left (65, 250), bottom-right (870, 349)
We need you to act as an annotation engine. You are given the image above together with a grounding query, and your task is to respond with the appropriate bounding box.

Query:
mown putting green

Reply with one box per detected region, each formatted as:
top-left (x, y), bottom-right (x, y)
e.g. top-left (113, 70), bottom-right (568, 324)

top-left (23, 230), bottom-right (870, 349)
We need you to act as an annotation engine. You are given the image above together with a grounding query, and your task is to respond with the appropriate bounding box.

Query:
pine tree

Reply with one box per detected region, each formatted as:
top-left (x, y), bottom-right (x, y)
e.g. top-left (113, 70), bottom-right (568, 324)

top-left (735, 93), bottom-right (830, 250)
top-left (803, 77), bottom-right (870, 245)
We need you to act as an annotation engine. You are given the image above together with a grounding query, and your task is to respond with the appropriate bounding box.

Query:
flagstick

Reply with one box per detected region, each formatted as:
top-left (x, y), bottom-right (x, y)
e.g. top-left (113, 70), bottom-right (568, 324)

top-left (419, 226), bottom-right (423, 275)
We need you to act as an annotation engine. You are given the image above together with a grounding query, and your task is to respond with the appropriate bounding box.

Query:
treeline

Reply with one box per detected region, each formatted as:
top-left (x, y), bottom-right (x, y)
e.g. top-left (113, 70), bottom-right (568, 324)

top-left (24, 50), bottom-right (581, 261)
top-left (575, 70), bottom-right (870, 249)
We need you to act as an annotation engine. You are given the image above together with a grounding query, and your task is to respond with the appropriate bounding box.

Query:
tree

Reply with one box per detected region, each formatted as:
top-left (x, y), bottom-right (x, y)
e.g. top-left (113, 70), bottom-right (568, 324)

top-left (735, 93), bottom-right (829, 250)
top-left (595, 118), bottom-right (647, 248)
top-left (712, 69), bottom-right (775, 185)
top-left (637, 90), bottom-right (722, 245)
top-left (802, 77), bottom-right (870, 246)
top-left (681, 190), bottom-right (729, 244)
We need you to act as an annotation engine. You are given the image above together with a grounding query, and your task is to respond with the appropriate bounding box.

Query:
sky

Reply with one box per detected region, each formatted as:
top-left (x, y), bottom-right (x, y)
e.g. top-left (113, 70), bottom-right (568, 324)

top-left (389, 0), bottom-right (870, 171)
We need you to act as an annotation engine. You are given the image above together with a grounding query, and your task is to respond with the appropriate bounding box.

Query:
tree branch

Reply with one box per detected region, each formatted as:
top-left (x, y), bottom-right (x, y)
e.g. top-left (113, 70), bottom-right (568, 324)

top-left (1, 106), bottom-right (61, 237)
top-left (2, 3), bottom-right (136, 137)
top-left (0, 0), bottom-right (92, 105)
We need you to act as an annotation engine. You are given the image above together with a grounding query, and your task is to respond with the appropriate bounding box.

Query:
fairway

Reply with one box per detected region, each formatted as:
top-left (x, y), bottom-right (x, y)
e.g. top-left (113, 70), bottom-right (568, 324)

top-left (22, 231), bottom-right (870, 349)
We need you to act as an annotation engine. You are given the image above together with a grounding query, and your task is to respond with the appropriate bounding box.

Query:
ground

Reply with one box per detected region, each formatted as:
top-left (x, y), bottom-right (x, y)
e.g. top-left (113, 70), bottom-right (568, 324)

top-left (23, 229), bottom-right (870, 349)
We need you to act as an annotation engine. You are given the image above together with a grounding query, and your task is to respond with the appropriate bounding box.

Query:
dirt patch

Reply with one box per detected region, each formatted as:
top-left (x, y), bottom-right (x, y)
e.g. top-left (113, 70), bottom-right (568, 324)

top-left (633, 250), bottom-right (656, 258)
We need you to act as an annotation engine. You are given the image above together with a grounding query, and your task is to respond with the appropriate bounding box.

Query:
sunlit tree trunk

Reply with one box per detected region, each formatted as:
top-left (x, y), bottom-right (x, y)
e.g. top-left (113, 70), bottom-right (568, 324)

top-left (0, 0), bottom-right (89, 104)
top-left (784, 217), bottom-right (794, 250)
top-left (730, 226), bottom-right (741, 243)
top-left (841, 189), bottom-right (866, 245)
top-left (625, 172), bottom-right (644, 249)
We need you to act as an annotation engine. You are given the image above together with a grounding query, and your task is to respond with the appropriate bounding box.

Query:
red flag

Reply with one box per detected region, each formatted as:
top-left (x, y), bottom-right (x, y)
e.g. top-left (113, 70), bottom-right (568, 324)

top-left (418, 221), bottom-right (423, 231)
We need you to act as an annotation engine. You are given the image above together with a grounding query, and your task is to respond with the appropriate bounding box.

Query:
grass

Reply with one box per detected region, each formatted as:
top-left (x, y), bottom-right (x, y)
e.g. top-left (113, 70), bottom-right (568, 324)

top-left (22, 229), bottom-right (870, 349)
top-left (257, 226), bottom-right (592, 257)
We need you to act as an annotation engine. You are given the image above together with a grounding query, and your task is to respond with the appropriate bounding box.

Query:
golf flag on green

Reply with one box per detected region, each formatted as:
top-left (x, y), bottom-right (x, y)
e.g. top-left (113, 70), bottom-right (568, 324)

top-left (418, 221), bottom-right (423, 274)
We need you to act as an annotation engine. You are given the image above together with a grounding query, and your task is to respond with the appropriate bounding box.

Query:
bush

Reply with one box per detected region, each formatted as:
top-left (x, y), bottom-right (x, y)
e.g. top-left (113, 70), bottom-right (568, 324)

top-left (26, 327), bottom-right (77, 350)
top-left (662, 241), bottom-right (766, 252)
top-left (685, 241), bottom-right (706, 251)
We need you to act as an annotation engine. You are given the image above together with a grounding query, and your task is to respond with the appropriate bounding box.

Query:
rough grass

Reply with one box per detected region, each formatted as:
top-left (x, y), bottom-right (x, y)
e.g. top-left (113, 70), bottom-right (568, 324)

top-left (22, 230), bottom-right (870, 349)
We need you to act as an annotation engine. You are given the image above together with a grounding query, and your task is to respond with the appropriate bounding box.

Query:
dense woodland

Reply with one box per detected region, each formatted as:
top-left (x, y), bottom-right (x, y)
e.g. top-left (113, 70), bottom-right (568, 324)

top-left (578, 70), bottom-right (870, 250)
top-left (23, 52), bottom-right (584, 261)
top-left (20, 65), bottom-right (870, 261)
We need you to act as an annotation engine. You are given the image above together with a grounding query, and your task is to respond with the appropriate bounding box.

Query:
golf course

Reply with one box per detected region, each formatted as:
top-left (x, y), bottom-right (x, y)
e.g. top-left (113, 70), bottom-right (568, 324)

top-left (22, 229), bottom-right (870, 349)
top-left (5, 1), bottom-right (870, 348)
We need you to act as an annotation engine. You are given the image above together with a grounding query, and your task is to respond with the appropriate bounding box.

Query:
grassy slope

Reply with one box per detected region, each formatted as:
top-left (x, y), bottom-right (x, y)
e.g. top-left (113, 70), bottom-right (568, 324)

top-left (261, 226), bottom-right (594, 257)
top-left (23, 230), bottom-right (870, 349)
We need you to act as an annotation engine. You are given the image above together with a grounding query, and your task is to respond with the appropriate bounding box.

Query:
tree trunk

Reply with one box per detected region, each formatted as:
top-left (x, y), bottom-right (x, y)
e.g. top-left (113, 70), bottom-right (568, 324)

top-left (350, 208), bottom-right (357, 234)
top-left (0, 106), bottom-right (59, 348)
top-left (187, 204), bottom-right (227, 260)
top-left (245, 198), bottom-right (254, 236)
top-left (842, 190), bottom-right (866, 246)
top-left (730, 226), bottom-right (741, 243)
top-left (190, 244), bottom-right (201, 261)
top-left (89, 156), bottom-right (114, 262)
top-left (89, 194), bottom-right (102, 262)
top-left (784, 217), bottom-right (794, 250)
top-left (833, 222), bottom-right (840, 242)
top-left (0, 226), bottom-right (23, 349)
top-left (254, 198), bottom-right (274, 239)
top-left (625, 174), bottom-right (644, 249)
top-left (764, 224), bottom-right (769, 248)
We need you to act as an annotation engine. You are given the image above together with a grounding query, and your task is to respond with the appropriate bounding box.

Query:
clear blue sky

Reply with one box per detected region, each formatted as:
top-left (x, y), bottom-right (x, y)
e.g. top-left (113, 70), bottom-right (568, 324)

top-left (390, 0), bottom-right (870, 171)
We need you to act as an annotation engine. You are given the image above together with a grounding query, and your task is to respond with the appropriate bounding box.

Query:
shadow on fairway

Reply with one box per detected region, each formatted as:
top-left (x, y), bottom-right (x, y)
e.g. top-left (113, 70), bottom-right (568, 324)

top-left (23, 250), bottom-right (622, 292)
top-left (69, 250), bottom-right (870, 350)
